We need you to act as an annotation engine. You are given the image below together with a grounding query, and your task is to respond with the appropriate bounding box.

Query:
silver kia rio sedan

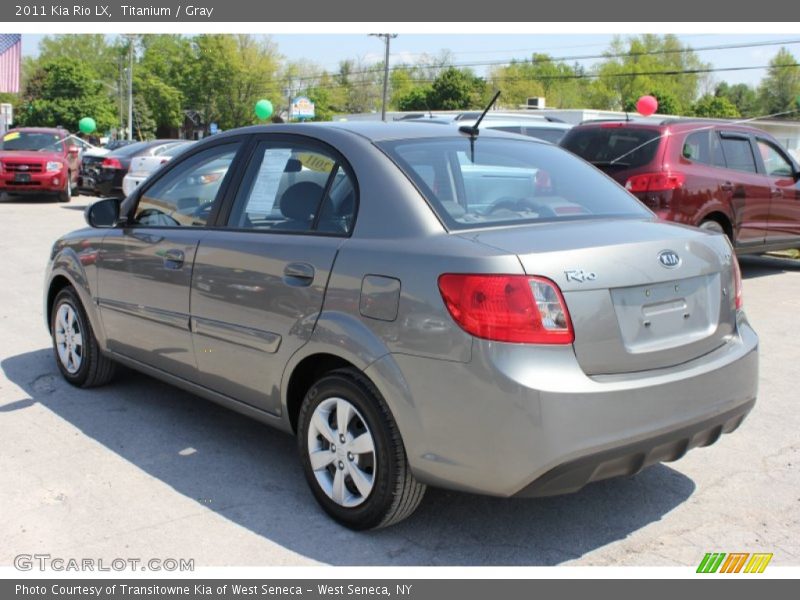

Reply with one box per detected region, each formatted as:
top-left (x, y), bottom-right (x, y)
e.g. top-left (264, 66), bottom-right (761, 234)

top-left (44, 122), bottom-right (758, 529)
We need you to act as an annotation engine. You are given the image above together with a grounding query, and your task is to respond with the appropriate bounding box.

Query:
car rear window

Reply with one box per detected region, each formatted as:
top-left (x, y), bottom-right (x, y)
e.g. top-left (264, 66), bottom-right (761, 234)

top-left (378, 137), bottom-right (651, 230)
top-left (560, 126), bottom-right (662, 169)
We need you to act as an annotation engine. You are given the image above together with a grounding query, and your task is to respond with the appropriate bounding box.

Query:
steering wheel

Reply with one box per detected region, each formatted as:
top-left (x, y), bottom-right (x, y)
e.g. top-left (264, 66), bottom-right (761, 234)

top-left (485, 196), bottom-right (557, 218)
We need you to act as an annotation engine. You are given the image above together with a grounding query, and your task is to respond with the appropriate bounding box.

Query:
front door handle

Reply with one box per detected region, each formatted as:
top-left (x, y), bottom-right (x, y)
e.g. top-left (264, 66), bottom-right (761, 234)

top-left (770, 187), bottom-right (784, 198)
top-left (163, 248), bottom-right (185, 269)
top-left (283, 262), bottom-right (315, 286)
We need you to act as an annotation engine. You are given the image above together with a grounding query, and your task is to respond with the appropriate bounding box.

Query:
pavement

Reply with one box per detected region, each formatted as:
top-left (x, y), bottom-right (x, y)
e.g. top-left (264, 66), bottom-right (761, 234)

top-left (0, 193), bottom-right (798, 567)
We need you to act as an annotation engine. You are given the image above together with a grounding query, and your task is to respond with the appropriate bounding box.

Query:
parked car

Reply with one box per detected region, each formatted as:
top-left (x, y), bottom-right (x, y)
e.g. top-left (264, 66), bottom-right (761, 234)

top-left (403, 112), bottom-right (572, 143)
top-left (0, 127), bottom-right (82, 202)
top-left (45, 122), bottom-right (758, 529)
top-left (86, 139), bottom-right (180, 198)
top-left (122, 141), bottom-right (195, 197)
top-left (560, 118), bottom-right (800, 253)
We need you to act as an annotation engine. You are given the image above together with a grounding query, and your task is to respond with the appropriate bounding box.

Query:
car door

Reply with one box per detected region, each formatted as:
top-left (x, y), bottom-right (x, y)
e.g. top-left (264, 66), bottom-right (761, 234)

top-left (96, 140), bottom-right (244, 380)
top-left (189, 136), bottom-right (357, 415)
top-left (755, 137), bottom-right (800, 241)
top-left (717, 131), bottom-right (770, 247)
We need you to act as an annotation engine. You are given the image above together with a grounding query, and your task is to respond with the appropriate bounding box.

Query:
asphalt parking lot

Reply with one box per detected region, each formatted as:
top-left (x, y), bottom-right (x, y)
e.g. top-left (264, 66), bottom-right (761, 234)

top-left (0, 193), bottom-right (798, 567)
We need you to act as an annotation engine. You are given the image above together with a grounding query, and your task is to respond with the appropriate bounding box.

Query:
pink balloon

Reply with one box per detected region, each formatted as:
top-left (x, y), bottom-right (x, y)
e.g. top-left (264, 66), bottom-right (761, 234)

top-left (636, 95), bottom-right (659, 117)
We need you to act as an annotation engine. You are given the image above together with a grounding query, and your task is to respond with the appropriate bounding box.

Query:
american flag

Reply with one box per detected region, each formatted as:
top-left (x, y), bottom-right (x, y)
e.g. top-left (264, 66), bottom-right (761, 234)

top-left (0, 34), bottom-right (21, 94)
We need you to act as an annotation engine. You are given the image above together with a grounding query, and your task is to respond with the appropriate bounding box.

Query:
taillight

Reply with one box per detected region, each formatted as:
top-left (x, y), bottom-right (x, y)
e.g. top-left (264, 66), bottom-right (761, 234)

top-left (732, 257), bottom-right (743, 310)
top-left (102, 158), bottom-right (123, 169)
top-left (437, 274), bottom-right (574, 344)
top-left (625, 171), bottom-right (685, 193)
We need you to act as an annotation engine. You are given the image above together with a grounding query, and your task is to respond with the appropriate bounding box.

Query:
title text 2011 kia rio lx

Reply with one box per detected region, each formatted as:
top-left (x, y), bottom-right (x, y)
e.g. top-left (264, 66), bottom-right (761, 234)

top-left (44, 122), bottom-right (758, 529)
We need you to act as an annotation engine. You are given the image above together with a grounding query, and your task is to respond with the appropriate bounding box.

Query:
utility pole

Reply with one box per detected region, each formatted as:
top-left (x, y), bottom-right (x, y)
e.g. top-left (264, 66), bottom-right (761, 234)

top-left (369, 34), bottom-right (397, 122)
top-left (126, 35), bottom-right (134, 141)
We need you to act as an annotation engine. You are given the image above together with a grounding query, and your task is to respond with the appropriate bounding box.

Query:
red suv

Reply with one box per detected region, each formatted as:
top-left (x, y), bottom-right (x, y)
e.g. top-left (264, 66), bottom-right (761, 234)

top-left (560, 119), bottom-right (800, 253)
top-left (0, 127), bottom-right (81, 203)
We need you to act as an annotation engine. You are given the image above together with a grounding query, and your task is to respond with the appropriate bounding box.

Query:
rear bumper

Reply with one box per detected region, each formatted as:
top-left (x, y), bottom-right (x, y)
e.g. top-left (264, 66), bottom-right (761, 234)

top-left (367, 319), bottom-right (758, 497)
top-left (513, 397), bottom-right (753, 497)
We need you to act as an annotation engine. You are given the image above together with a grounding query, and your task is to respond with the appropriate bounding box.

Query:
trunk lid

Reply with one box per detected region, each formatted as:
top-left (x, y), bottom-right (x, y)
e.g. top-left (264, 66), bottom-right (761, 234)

top-left (458, 218), bottom-right (738, 374)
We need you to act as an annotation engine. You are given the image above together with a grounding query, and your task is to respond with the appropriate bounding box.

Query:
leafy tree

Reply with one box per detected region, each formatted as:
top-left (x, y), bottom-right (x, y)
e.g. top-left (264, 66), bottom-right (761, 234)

top-left (427, 67), bottom-right (486, 110)
top-left (757, 47), bottom-right (800, 118)
top-left (691, 94), bottom-right (741, 118)
top-left (714, 82), bottom-right (758, 118)
top-left (396, 86), bottom-right (433, 111)
top-left (589, 34), bottom-right (707, 113)
top-left (18, 57), bottom-right (116, 132)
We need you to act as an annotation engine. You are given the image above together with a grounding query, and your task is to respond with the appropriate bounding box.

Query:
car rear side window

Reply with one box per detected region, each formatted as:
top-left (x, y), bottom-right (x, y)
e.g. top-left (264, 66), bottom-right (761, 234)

top-left (720, 136), bottom-right (757, 173)
top-left (560, 126), bottom-right (661, 168)
top-left (682, 131), bottom-right (711, 164)
top-left (133, 143), bottom-right (240, 227)
top-left (379, 137), bottom-right (652, 230)
top-left (227, 142), bottom-right (356, 235)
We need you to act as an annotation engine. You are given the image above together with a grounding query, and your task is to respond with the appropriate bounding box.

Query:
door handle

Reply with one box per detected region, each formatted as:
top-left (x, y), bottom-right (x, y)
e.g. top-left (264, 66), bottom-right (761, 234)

top-left (720, 181), bottom-right (734, 192)
top-left (283, 262), bottom-right (315, 286)
top-left (770, 187), bottom-right (784, 198)
top-left (163, 248), bottom-right (185, 269)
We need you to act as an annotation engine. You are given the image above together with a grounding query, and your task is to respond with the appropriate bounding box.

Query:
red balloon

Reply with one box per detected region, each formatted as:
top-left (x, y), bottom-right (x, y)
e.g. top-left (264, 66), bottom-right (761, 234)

top-left (636, 95), bottom-right (659, 117)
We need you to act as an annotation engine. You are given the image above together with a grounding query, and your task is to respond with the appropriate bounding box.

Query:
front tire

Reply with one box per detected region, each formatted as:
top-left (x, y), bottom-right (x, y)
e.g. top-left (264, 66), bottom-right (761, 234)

top-left (297, 368), bottom-right (426, 530)
top-left (57, 173), bottom-right (71, 203)
top-left (699, 219), bottom-right (726, 236)
top-left (51, 287), bottom-right (115, 387)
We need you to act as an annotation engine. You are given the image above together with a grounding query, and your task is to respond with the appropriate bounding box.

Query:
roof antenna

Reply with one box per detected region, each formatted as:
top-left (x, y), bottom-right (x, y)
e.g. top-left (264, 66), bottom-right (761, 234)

top-left (459, 90), bottom-right (501, 137)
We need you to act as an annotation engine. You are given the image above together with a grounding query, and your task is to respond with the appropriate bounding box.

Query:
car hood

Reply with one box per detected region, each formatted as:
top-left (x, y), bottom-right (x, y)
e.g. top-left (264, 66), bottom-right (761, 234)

top-left (0, 150), bottom-right (63, 161)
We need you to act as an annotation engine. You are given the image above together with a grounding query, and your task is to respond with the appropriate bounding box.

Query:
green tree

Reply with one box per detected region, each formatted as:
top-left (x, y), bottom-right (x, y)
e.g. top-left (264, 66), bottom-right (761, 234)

top-left (427, 67), bottom-right (486, 110)
top-left (757, 47), bottom-right (800, 118)
top-left (714, 82), bottom-right (758, 118)
top-left (691, 94), bottom-right (741, 118)
top-left (589, 34), bottom-right (707, 113)
top-left (18, 57), bottom-right (116, 132)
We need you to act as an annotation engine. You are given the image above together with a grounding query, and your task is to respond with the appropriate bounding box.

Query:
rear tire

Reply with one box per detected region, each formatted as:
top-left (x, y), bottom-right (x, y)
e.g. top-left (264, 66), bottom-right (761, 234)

top-left (51, 287), bottom-right (116, 387)
top-left (297, 368), bottom-right (426, 530)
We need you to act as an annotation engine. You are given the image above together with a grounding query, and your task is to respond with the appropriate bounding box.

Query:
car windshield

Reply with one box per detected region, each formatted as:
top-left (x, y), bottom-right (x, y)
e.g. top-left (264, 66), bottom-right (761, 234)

top-left (560, 126), bottom-right (662, 167)
top-left (378, 137), bottom-right (651, 230)
top-left (1, 131), bottom-right (63, 152)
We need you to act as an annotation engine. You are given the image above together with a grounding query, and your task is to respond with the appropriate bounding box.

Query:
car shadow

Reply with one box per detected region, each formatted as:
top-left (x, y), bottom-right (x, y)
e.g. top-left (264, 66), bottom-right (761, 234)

top-left (2, 348), bottom-right (696, 566)
top-left (0, 193), bottom-right (58, 204)
top-left (739, 254), bottom-right (800, 279)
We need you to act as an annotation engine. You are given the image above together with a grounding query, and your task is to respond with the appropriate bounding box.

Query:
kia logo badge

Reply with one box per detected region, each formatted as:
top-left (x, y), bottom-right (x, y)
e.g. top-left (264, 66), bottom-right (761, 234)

top-left (658, 250), bottom-right (681, 268)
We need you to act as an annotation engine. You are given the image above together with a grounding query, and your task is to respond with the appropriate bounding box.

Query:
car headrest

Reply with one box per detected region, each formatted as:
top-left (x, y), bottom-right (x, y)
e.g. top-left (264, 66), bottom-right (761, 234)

top-left (279, 182), bottom-right (324, 222)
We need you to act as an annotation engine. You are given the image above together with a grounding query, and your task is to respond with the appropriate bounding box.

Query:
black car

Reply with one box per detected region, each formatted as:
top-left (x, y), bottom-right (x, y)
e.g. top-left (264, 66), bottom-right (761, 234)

top-left (84, 139), bottom-right (181, 198)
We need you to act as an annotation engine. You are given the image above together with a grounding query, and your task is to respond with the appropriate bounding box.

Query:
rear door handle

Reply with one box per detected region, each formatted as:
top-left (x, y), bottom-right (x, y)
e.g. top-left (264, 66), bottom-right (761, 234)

top-left (163, 249), bottom-right (185, 269)
top-left (720, 181), bottom-right (734, 192)
top-left (283, 262), bottom-right (315, 286)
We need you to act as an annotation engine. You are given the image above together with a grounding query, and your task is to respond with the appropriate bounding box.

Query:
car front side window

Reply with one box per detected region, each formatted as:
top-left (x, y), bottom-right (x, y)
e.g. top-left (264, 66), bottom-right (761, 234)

top-left (132, 143), bottom-right (240, 227)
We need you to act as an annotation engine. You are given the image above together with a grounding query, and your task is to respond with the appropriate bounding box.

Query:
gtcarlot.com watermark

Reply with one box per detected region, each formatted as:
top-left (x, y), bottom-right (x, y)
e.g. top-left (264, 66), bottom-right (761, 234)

top-left (14, 553), bottom-right (194, 572)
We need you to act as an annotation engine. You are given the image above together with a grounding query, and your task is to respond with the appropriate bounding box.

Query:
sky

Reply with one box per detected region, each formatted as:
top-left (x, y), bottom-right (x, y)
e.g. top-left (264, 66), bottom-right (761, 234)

top-left (20, 33), bottom-right (800, 88)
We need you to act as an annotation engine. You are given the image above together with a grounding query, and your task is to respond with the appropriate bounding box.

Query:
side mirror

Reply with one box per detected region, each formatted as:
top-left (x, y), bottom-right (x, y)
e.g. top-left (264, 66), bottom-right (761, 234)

top-left (85, 198), bottom-right (121, 228)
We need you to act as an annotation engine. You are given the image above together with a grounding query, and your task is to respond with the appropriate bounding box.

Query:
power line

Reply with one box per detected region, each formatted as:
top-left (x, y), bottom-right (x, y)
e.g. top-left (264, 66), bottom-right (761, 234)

top-left (276, 37), bottom-right (800, 85)
top-left (267, 61), bottom-right (800, 93)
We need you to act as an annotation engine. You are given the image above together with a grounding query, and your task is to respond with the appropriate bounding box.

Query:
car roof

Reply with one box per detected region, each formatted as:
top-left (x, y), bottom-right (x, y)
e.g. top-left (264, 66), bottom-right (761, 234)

top-left (208, 121), bottom-right (546, 144)
top-left (572, 118), bottom-right (762, 136)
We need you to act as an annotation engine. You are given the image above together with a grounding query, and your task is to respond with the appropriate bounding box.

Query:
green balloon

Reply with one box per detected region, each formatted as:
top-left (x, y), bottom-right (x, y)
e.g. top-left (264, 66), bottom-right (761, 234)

top-left (254, 99), bottom-right (273, 120)
top-left (78, 117), bottom-right (96, 135)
